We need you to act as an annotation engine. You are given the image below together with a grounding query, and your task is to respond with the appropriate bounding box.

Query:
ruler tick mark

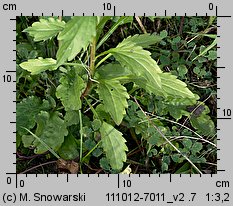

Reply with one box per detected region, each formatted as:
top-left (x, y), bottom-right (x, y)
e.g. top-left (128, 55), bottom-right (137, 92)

top-left (217, 169), bottom-right (226, 172)
top-left (6, 70), bottom-right (16, 73)
top-left (217, 117), bottom-right (231, 120)
top-left (217, 15), bottom-right (232, 18)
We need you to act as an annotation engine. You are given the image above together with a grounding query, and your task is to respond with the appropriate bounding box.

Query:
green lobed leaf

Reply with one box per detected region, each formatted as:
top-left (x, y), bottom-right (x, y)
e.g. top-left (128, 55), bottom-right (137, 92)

top-left (100, 122), bottom-right (128, 170)
top-left (32, 111), bottom-right (68, 154)
top-left (96, 17), bottom-right (112, 41)
top-left (56, 68), bottom-right (85, 111)
top-left (97, 16), bottom-right (133, 50)
top-left (58, 134), bottom-right (79, 160)
top-left (108, 39), bottom-right (162, 90)
top-left (16, 96), bottom-right (50, 135)
top-left (56, 17), bottom-right (97, 66)
top-left (64, 110), bottom-right (80, 126)
top-left (23, 17), bottom-right (66, 41)
top-left (97, 79), bottom-right (129, 125)
top-left (20, 57), bottom-right (57, 75)
top-left (159, 72), bottom-right (196, 99)
top-left (163, 97), bottom-right (197, 120)
top-left (95, 63), bottom-right (133, 82)
top-left (122, 34), bottom-right (163, 48)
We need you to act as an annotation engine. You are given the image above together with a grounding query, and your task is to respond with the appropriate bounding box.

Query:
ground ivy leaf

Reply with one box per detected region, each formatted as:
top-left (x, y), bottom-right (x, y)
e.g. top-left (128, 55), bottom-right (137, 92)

top-left (23, 17), bottom-right (66, 41)
top-left (20, 57), bottom-right (57, 75)
top-left (190, 113), bottom-right (216, 137)
top-left (33, 111), bottom-right (68, 154)
top-left (56, 68), bottom-right (85, 111)
top-left (58, 134), bottom-right (79, 160)
top-left (97, 79), bottom-right (129, 125)
top-left (16, 96), bottom-right (50, 135)
top-left (191, 142), bottom-right (203, 155)
top-left (108, 39), bottom-right (162, 89)
top-left (57, 17), bottom-right (97, 66)
top-left (100, 122), bottom-right (128, 170)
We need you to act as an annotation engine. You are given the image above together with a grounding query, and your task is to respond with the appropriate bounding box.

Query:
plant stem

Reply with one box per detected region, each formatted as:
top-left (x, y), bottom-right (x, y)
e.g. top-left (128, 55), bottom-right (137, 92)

top-left (135, 16), bottom-right (147, 34)
top-left (79, 110), bottom-right (83, 168)
top-left (82, 140), bottom-right (102, 162)
top-left (95, 53), bottom-right (112, 69)
top-left (81, 37), bottom-right (96, 99)
top-left (89, 37), bottom-right (96, 77)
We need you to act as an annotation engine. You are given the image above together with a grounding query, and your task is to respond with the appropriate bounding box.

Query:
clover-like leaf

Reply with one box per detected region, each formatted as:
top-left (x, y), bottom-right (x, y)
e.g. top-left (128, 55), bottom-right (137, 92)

top-left (23, 17), bottom-right (66, 41)
top-left (57, 17), bottom-right (97, 66)
top-left (56, 68), bottom-right (85, 111)
top-left (100, 122), bottom-right (128, 170)
top-left (20, 57), bottom-right (57, 75)
top-left (97, 79), bottom-right (129, 125)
